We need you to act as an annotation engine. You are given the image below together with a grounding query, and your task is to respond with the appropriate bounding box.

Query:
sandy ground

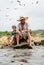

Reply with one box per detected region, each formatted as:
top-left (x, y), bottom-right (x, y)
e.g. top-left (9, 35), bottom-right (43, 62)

top-left (32, 36), bottom-right (44, 42)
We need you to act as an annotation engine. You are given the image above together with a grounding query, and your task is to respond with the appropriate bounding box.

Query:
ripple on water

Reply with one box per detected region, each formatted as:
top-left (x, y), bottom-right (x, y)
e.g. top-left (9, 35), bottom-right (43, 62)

top-left (0, 46), bottom-right (44, 65)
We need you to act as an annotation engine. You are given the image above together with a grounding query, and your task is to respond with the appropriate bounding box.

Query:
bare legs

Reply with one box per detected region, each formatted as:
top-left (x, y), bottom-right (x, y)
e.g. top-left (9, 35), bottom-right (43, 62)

top-left (26, 32), bottom-right (32, 46)
top-left (7, 31), bottom-right (31, 46)
top-left (16, 34), bottom-right (20, 45)
top-left (16, 31), bottom-right (32, 46)
top-left (16, 31), bottom-right (21, 45)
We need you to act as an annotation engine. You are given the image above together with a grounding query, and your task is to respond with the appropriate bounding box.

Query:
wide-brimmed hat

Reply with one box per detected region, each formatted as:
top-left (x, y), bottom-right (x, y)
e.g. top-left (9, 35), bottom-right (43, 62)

top-left (17, 16), bottom-right (28, 21)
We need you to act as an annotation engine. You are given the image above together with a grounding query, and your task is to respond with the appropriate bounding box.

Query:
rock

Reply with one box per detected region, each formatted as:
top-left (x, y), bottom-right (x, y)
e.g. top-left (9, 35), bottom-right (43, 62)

top-left (42, 55), bottom-right (44, 57)
top-left (11, 60), bottom-right (15, 63)
top-left (34, 40), bottom-right (44, 46)
top-left (21, 64), bottom-right (23, 65)
top-left (13, 55), bottom-right (16, 58)
top-left (20, 59), bottom-right (28, 63)
top-left (41, 40), bottom-right (44, 45)
top-left (0, 46), bottom-right (4, 49)
top-left (34, 42), bottom-right (41, 46)
top-left (41, 40), bottom-right (44, 42)
top-left (34, 42), bottom-right (38, 45)
top-left (13, 43), bottom-right (32, 49)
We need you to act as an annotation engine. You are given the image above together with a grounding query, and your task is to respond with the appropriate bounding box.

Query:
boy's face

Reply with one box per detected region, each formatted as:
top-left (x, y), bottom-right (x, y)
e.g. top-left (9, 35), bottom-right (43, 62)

top-left (12, 27), bottom-right (16, 31)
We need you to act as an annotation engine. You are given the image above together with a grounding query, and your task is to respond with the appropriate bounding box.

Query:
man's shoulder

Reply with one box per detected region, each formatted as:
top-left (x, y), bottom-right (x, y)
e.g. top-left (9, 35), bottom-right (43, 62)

top-left (25, 22), bottom-right (28, 25)
top-left (18, 23), bottom-right (21, 26)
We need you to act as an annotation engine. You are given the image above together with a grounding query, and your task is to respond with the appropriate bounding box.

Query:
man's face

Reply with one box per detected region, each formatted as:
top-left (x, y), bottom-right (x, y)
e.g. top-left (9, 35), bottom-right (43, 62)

top-left (20, 19), bottom-right (25, 24)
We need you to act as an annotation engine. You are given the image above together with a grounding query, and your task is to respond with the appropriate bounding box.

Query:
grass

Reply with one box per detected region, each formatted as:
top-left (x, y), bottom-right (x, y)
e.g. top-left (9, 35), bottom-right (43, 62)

top-left (0, 30), bottom-right (44, 37)
top-left (0, 31), bottom-right (11, 37)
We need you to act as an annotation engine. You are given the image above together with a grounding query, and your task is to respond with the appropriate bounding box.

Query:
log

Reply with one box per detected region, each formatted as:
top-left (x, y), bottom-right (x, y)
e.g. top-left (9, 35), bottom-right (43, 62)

top-left (9, 43), bottom-right (32, 49)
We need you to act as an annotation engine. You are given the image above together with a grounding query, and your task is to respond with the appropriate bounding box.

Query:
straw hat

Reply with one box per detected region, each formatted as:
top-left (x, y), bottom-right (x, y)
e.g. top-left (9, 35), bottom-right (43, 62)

top-left (17, 16), bottom-right (28, 21)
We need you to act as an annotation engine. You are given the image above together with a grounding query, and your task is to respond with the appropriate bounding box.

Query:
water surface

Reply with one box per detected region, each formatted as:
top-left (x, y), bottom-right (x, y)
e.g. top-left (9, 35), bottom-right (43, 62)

top-left (0, 46), bottom-right (44, 65)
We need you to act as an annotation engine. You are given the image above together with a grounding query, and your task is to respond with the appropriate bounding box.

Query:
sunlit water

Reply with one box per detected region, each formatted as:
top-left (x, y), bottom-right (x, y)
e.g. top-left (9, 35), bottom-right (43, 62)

top-left (0, 46), bottom-right (44, 65)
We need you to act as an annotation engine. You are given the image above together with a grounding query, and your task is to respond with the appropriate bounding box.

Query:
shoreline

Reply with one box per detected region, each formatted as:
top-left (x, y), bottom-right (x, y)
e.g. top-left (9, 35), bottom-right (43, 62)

top-left (0, 36), bottom-right (44, 46)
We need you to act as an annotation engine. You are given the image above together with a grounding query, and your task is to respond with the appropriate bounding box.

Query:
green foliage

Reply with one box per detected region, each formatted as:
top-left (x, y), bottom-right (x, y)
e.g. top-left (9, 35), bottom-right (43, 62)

top-left (0, 30), bottom-right (44, 37)
top-left (0, 31), bottom-right (11, 37)
top-left (30, 29), bottom-right (44, 37)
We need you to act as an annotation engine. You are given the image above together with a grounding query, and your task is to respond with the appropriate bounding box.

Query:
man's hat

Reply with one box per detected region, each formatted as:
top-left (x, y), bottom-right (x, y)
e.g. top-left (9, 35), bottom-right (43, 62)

top-left (17, 16), bottom-right (28, 21)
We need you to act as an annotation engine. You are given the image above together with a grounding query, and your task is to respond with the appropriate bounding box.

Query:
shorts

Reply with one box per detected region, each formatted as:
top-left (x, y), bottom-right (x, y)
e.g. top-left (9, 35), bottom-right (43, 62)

top-left (20, 30), bottom-right (28, 39)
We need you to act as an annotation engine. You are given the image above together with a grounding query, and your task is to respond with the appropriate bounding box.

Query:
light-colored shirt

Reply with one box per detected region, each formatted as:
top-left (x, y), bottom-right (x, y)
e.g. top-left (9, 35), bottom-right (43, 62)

top-left (18, 22), bottom-right (29, 32)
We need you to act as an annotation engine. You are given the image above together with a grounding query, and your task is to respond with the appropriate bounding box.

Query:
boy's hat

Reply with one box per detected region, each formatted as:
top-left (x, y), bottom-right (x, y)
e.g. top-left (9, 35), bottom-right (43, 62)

top-left (17, 16), bottom-right (28, 22)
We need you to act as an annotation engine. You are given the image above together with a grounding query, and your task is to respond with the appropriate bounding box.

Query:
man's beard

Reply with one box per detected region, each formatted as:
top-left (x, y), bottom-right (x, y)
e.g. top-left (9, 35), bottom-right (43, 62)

top-left (21, 22), bottom-right (25, 25)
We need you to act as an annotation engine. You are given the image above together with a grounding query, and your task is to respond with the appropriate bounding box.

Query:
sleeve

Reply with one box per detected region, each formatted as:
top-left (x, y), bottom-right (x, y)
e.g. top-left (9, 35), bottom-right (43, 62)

top-left (26, 23), bottom-right (29, 30)
top-left (26, 23), bottom-right (31, 32)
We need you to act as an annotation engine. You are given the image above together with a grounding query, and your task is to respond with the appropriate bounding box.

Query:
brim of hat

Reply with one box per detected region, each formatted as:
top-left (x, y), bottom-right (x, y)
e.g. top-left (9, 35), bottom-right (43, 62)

top-left (17, 17), bottom-right (28, 21)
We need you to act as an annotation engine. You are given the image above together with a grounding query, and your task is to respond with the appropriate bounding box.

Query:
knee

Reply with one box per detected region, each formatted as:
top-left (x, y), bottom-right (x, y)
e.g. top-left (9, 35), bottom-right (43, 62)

top-left (26, 32), bottom-right (31, 37)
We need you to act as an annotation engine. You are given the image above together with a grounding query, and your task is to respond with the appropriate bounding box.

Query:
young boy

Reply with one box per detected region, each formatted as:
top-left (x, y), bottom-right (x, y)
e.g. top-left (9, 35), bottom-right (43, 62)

top-left (12, 25), bottom-right (21, 45)
top-left (7, 25), bottom-right (20, 45)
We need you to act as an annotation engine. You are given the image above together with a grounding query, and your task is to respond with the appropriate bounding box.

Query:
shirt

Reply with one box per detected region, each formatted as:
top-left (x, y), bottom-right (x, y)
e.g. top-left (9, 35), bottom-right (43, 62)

top-left (18, 22), bottom-right (29, 32)
top-left (11, 31), bottom-right (16, 36)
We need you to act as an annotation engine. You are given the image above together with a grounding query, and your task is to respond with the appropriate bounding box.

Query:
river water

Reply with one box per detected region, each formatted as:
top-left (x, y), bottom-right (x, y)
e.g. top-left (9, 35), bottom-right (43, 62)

top-left (0, 46), bottom-right (44, 65)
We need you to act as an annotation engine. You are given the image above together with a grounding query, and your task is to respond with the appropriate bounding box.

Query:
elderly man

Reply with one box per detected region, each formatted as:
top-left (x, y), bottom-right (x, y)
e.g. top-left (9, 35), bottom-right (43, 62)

top-left (17, 16), bottom-right (32, 46)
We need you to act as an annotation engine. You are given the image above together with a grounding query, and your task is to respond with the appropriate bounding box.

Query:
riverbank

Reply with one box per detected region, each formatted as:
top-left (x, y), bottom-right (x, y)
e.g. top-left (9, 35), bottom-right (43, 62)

top-left (0, 36), bottom-right (44, 46)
